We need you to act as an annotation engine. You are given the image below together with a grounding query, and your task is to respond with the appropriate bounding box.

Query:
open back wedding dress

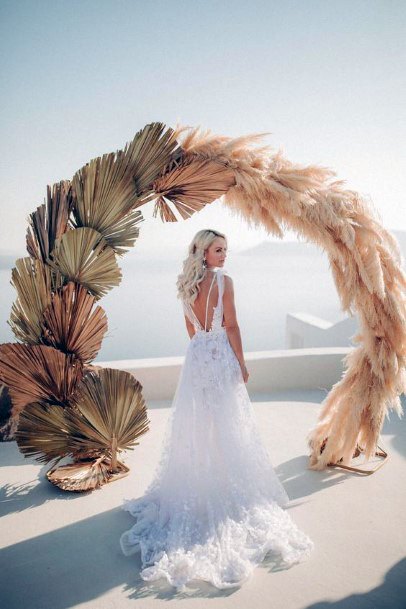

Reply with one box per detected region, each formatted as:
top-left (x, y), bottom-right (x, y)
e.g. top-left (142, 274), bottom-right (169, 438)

top-left (120, 268), bottom-right (314, 590)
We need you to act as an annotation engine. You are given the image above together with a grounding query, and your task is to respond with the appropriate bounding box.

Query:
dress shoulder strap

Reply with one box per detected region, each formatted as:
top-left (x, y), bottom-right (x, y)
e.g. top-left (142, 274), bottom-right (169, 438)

top-left (204, 272), bottom-right (217, 331)
top-left (216, 268), bottom-right (226, 301)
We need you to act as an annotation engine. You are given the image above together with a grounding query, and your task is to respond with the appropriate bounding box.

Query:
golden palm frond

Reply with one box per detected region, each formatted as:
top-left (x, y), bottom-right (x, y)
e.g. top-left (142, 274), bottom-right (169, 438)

top-left (0, 383), bottom-right (12, 427)
top-left (0, 343), bottom-right (84, 416)
top-left (71, 150), bottom-right (144, 255)
top-left (125, 121), bottom-right (183, 199)
top-left (9, 257), bottom-right (65, 344)
top-left (47, 227), bottom-right (122, 300)
top-left (66, 368), bottom-right (150, 470)
top-left (26, 181), bottom-right (73, 262)
top-left (46, 456), bottom-right (129, 492)
top-left (86, 208), bottom-right (143, 257)
top-left (152, 158), bottom-right (236, 222)
top-left (14, 401), bottom-right (71, 463)
top-left (0, 383), bottom-right (14, 441)
top-left (69, 122), bottom-right (181, 255)
top-left (41, 282), bottom-right (108, 363)
top-left (153, 197), bottom-right (178, 222)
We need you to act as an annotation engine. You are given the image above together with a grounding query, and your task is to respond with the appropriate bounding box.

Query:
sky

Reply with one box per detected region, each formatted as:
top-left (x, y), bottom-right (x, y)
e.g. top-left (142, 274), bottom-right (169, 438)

top-left (1, 0), bottom-right (405, 258)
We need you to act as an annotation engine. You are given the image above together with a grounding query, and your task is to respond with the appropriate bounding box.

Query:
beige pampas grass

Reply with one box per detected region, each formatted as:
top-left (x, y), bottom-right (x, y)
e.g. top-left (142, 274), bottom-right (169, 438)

top-left (173, 124), bottom-right (406, 470)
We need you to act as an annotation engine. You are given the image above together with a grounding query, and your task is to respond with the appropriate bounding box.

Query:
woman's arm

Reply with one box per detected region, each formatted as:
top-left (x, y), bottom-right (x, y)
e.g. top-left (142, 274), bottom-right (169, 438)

top-left (223, 276), bottom-right (247, 371)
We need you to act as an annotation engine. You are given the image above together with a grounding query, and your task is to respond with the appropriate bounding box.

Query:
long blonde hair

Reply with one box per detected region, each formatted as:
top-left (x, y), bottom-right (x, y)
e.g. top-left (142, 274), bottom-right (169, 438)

top-left (176, 229), bottom-right (227, 304)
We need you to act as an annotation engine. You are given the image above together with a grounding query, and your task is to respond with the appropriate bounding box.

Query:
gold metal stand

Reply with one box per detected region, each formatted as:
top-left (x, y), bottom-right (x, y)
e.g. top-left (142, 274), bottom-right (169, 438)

top-left (320, 438), bottom-right (389, 475)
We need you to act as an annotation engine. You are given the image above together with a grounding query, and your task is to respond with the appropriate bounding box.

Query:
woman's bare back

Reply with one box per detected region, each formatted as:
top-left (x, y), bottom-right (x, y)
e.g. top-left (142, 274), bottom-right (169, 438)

top-left (190, 270), bottom-right (223, 331)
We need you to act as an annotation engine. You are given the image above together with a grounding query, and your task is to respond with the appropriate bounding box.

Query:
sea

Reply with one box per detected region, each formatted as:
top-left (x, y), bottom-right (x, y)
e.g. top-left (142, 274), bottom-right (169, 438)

top-left (1, 236), bottom-right (404, 362)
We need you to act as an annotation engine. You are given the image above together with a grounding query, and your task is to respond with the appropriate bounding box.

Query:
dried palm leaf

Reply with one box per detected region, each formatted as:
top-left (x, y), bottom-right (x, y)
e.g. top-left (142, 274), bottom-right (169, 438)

top-left (125, 121), bottom-right (183, 199)
top-left (46, 456), bottom-right (129, 492)
top-left (26, 181), bottom-right (73, 262)
top-left (83, 207), bottom-right (143, 257)
top-left (0, 383), bottom-right (14, 442)
top-left (47, 226), bottom-right (122, 300)
top-left (66, 368), bottom-right (150, 470)
top-left (14, 401), bottom-right (71, 463)
top-left (0, 343), bottom-right (84, 416)
top-left (9, 257), bottom-right (65, 344)
top-left (71, 151), bottom-right (144, 255)
top-left (41, 282), bottom-right (108, 363)
top-left (152, 158), bottom-right (235, 222)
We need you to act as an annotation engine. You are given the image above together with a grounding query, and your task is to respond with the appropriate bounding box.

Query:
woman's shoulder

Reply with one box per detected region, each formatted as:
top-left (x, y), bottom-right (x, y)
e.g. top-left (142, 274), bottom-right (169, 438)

top-left (218, 268), bottom-right (233, 288)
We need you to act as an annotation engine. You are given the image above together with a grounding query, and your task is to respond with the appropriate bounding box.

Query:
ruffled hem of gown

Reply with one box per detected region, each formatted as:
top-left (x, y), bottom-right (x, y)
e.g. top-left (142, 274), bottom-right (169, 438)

top-left (119, 494), bottom-right (314, 591)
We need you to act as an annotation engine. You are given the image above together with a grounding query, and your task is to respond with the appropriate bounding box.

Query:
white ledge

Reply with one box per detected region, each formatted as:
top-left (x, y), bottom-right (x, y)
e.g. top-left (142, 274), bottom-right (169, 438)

top-left (95, 347), bottom-right (353, 400)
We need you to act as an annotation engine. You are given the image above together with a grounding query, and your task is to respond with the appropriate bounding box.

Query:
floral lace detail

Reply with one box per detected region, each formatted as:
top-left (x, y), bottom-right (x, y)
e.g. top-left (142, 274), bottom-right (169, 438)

top-left (189, 329), bottom-right (242, 397)
top-left (120, 268), bottom-right (314, 591)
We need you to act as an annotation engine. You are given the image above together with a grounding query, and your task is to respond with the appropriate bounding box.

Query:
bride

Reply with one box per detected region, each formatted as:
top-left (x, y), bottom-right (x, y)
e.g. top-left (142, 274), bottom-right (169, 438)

top-left (120, 228), bottom-right (314, 591)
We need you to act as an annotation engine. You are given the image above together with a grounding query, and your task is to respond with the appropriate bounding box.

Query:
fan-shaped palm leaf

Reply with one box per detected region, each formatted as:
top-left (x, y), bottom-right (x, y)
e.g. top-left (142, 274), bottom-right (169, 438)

top-left (9, 257), bottom-right (65, 343)
top-left (46, 456), bottom-right (129, 492)
top-left (0, 383), bottom-right (14, 441)
top-left (26, 180), bottom-right (73, 262)
top-left (14, 401), bottom-right (71, 463)
top-left (66, 368), bottom-right (150, 470)
top-left (0, 343), bottom-right (84, 416)
top-left (41, 282), bottom-right (108, 363)
top-left (47, 226), bottom-right (122, 299)
top-left (152, 158), bottom-right (235, 222)
top-left (71, 150), bottom-right (144, 255)
top-left (125, 121), bottom-right (183, 199)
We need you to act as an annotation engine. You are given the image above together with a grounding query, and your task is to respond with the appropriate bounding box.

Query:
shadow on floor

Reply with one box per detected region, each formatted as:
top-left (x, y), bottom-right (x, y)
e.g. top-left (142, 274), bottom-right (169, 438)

top-left (303, 557), bottom-right (406, 609)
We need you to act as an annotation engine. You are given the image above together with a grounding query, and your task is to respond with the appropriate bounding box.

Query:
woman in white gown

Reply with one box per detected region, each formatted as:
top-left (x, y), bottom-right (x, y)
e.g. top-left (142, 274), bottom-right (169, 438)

top-left (120, 229), bottom-right (314, 591)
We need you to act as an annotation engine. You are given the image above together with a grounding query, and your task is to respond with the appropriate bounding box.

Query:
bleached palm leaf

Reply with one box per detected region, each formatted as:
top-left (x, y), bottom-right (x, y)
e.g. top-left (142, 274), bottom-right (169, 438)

top-left (82, 208), bottom-right (143, 257)
top-left (71, 150), bottom-right (144, 255)
top-left (152, 158), bottom-right (235, 222)
top-left (26, 181), bottom-right (73, 262)
top-left (0, 343), bottom-right (84, 416)
top-left (125, 121), bottom-right (183, 198)
top-left (46, 456), bottom-right (129, 492)
top-left (41, 282), bottom-right (108, 363)
top-left (14, 401), bottom-right (71, 463)
top-left (9, 257), bottom-right (65, 344)
top-left (47, 226), bottom-right (122, 300)
top-left (66, 368), bottom-right (150, 469)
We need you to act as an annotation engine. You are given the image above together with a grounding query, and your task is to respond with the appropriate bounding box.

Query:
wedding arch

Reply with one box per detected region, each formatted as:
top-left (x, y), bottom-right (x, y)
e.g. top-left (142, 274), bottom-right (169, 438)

top-left (0, 122), bottom-right (405, 491)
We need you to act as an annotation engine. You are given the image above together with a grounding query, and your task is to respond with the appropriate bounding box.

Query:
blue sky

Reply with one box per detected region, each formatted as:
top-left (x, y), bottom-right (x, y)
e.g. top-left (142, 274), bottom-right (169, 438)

top-left (1, 0), bottom-right (405, 257)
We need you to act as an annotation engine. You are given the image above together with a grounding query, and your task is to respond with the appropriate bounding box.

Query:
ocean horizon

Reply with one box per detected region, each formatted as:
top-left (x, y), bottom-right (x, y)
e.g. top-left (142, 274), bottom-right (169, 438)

top-left (1, 235), bottom-right (405, 362)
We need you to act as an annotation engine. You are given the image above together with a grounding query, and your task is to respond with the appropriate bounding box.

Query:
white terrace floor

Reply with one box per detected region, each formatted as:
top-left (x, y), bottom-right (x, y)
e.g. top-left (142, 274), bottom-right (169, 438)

top-left (1, 389), bottom-right (405, 609)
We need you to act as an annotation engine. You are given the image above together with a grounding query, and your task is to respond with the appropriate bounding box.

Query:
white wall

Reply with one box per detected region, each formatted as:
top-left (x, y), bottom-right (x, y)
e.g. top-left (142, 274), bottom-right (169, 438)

top-left (95, 346), bottom-right (353, 401)
top-left (286, 313), bottom-right (359, 349)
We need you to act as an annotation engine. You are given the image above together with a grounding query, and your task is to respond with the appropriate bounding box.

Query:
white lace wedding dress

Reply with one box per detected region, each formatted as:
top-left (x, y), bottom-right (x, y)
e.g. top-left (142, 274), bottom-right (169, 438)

top-left (120, 268), bottom-right (314, 590)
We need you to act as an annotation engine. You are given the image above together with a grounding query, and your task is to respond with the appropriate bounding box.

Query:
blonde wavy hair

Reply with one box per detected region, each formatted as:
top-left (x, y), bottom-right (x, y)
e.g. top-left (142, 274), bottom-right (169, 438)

top-left (176, 229), bottom-right (227, 304)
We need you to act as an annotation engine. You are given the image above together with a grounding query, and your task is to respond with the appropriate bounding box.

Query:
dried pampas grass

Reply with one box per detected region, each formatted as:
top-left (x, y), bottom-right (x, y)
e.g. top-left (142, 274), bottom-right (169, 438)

top-left (172, 124), bottom-right (406, 470)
